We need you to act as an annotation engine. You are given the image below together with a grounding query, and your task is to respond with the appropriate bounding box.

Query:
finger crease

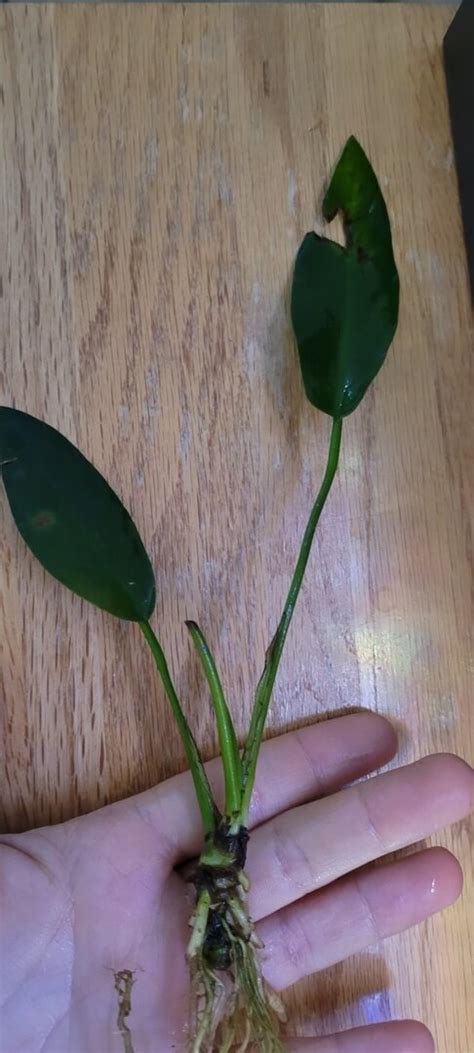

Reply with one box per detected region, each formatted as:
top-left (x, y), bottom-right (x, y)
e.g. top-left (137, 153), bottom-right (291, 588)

top-left (353, 872), bottom-right (380, 941)
top-left (355, 783), bottom-right (388, 854)
top-left (277, 906), bottom-right (314, 981)
top-left (293, 729), bottom-right (326, 797)
top-left (271, 820), bottom-right (315, 896)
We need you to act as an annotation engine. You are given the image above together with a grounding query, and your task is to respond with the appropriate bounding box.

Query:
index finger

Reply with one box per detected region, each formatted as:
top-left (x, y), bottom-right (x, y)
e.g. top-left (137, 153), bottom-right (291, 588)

top-left (133, 712), bottom-right (397, 861)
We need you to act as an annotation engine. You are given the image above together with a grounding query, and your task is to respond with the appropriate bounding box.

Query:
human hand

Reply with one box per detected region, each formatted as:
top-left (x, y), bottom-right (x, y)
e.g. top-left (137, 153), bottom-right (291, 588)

top-left (1, 712), bottom-right (472, 1053)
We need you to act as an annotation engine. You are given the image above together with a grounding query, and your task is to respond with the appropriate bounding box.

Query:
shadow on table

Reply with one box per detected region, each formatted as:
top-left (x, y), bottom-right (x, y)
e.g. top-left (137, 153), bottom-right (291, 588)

top-left (284, 952), bottom-right (393, 1038)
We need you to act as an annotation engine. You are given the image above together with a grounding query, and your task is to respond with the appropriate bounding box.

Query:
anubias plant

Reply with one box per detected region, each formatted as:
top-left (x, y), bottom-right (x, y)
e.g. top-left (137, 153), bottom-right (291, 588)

top-left (0, 137), bottom-right (399, 1052)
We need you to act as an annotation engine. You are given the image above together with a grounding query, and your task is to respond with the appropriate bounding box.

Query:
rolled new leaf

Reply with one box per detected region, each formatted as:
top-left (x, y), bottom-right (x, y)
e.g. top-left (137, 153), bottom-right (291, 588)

top-left (291, 136), bottom-right (399, 418)
top-left (0, 407), bottom-right (156, 621)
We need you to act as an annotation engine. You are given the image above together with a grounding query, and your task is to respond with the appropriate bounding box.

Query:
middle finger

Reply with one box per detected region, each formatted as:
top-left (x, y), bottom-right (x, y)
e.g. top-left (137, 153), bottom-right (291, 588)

top-left (247, 753), bottom-right (472, 920)
top-left (258, 847), bottom-right (461, 990)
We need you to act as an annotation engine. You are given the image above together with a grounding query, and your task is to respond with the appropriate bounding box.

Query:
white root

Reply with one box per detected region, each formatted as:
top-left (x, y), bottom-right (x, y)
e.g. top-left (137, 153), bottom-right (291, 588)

top-left (187, 870), bottom-right (286, 1052)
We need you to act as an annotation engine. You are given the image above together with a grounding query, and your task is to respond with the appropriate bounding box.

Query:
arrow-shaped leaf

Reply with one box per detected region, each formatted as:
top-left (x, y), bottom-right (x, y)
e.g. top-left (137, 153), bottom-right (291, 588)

top-left (0, 407), bottom-right (156, 621)
top-left (291, 136), bottom-right (400, 418)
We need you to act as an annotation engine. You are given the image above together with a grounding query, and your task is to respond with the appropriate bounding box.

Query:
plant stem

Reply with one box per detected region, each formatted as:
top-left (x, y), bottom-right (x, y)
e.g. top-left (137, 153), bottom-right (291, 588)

top-left (238, 416), bottom-right (343, 825)
top-left (186, 620), bottom-right (242, 818)
top-left (139, 621), bottom-right (218, 836)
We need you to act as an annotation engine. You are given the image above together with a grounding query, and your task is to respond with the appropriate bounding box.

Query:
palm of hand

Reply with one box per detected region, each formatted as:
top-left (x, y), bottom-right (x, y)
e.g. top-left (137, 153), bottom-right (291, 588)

top-left (1, 713), bottom-right (472, 1053)
top-left (2, 801), bottom-right (190, 1053)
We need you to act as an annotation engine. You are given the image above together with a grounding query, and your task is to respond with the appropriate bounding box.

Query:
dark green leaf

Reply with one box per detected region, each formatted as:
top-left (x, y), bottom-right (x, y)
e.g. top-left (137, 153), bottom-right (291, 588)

top-left (291, 136), bottom-right (399, 418)
top-left (0, 407), bottom-right (156, 621)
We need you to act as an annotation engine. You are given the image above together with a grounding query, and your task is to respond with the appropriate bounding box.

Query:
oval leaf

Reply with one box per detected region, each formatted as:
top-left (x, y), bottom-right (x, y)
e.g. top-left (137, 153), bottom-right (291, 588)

top-left (291, 136), bottom-right (400, 418)
top-left (0, 407), bottom-right (156, 621)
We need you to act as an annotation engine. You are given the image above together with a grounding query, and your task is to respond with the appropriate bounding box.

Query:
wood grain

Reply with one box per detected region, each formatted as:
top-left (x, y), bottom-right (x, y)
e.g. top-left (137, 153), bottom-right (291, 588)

top-left (0, 4), bottom-right (472, 1050)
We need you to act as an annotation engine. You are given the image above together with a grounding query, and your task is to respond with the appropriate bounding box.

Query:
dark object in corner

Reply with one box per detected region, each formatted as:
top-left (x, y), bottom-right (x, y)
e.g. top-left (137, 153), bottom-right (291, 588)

top-left (444, 0), bottom-right (474, 304)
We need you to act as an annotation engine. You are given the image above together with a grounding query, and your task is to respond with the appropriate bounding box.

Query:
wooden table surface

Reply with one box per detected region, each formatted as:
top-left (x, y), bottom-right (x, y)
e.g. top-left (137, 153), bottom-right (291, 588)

top-left (1, 4), bottom-right (472, 1051)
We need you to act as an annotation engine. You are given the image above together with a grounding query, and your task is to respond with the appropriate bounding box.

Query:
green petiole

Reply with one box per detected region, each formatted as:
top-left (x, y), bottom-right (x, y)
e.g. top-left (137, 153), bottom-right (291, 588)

top-left (141, 417), bottom-right (342, 837)
top-left (139, 620), bottom-right (219, 836)
top-left (237, 415), bottom-right (343, 826)
top-left (186, 620), bottom-right (242, 818)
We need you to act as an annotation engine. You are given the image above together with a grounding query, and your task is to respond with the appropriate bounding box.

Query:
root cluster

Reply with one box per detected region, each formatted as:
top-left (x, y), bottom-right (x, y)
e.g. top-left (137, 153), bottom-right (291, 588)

top-left (187, 825), bottom-right (286, 1052)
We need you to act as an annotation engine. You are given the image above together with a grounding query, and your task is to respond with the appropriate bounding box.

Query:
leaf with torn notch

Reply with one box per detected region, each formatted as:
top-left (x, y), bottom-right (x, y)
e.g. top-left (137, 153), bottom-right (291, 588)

top-left (291, 136), bottom-right (400, 418)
